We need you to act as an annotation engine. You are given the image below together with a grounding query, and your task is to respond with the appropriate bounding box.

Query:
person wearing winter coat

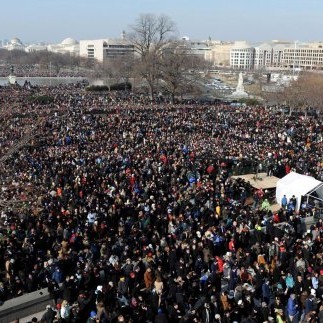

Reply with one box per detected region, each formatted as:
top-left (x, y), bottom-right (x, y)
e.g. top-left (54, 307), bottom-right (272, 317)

top-left (41, 305), bottom-right (57, 323)
top-left (287, 294), bottom-right (299, 323)
top-left (144, 267), bottom-right (154, 290)
top-left (261, 279), bottom-right (272, 305)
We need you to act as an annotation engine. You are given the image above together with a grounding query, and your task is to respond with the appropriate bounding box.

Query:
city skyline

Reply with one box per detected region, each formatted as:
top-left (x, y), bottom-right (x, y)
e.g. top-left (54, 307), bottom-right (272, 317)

top-left (1, 0), bottom-right (323, 44)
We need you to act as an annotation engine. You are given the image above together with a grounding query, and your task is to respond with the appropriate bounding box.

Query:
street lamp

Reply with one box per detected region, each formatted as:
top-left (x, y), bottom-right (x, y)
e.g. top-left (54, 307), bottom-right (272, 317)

top-left (293, 40), bottom-right (298, 76)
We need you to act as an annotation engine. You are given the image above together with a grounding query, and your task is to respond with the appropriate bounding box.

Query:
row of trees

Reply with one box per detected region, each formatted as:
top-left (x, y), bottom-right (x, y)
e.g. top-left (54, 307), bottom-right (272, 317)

top-left (0, 48), bottom-right (91, 74)
top-left (266, 72), bottom-right (323, 115)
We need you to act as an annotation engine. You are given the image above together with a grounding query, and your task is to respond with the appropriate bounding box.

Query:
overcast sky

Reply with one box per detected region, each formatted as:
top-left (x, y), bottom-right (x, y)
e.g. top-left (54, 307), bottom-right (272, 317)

top-left (1, 0), bottom-right (322, 43)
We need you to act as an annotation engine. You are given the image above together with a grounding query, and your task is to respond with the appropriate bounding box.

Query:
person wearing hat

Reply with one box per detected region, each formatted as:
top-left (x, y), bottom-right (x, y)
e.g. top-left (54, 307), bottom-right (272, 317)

top-left (95, 285), bottom-right (104, 304)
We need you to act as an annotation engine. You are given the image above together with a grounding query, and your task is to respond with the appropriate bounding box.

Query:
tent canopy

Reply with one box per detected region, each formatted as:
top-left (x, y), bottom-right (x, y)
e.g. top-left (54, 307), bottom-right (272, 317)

top-left (276, 172), bottom-right (323, 211)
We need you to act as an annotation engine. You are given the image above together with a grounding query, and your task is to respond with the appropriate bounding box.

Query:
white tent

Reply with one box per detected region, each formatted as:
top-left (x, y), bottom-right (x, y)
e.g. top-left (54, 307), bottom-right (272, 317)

top-left (276, 172), bottom-right (323, 211)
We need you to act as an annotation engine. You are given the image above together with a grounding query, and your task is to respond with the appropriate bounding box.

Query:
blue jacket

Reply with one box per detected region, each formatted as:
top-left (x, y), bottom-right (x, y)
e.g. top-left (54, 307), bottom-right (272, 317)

top-left (52, 268), bottom-right (63, 284)
top-left (287, 297), bottom-right (298, 316)
top-left (281, 196), bottom-right (287, 207)
top-left (262, 282), bottom-right (271, 299)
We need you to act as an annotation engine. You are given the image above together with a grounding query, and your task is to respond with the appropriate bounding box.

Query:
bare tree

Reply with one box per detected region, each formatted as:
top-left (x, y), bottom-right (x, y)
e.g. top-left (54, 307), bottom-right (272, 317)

top-left (271, 72), bottom-right (323, 116)
top-left (109, 55), bottom-right (135, 89)
top-left (128, 14), bottom-right (176, 99)
top-left (298, 72), bottom-right (323, 115)
top-left (158, 41), bottom-right (205, 103)
top-left (129, 14), bottom-right (176, 58)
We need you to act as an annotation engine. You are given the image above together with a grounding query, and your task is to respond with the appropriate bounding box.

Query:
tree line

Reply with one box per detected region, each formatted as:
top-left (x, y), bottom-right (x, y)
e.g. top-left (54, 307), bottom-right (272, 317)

top-left (265, 72), bottom-right (323, 115)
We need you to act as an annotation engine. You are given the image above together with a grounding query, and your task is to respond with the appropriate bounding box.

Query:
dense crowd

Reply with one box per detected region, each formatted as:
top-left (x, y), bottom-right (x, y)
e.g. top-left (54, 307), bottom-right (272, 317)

top-left (0, 64), bottom-right (87, 78)
top-left (0, 83), bottom-right (322, 323)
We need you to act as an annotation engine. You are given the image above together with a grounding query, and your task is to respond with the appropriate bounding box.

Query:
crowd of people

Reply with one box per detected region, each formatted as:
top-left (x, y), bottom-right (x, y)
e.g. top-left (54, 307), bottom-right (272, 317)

top-left (0, 83), bottom-right (322, 323)
top-left (0, 64), bottom-right (88, 78)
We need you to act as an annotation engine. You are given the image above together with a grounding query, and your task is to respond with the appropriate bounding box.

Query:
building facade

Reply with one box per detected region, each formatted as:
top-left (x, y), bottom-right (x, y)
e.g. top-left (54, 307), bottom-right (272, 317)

top-left (79, 38), bottom-right (135, 63)
top-left (47, 38), bottom-right (79, 56)
top-left (205, 41), bottom-right (233, 67)
top-left (229, 40), bottom-right (323, 71)
top-left (282, 42), bottom-right (323, 70)
top-left (3, 38), bottom-right (25, 51)
top-left (230, 41), bottom-right (255, 70)
top-left (254, 43), bottom-right (273, 70)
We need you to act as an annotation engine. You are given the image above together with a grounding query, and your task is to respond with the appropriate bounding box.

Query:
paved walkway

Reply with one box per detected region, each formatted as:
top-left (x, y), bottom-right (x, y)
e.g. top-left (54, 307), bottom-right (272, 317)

top-left (231, 172), bottom-right (280, 189)
top-left (10, 311), bottom-right (44, 323)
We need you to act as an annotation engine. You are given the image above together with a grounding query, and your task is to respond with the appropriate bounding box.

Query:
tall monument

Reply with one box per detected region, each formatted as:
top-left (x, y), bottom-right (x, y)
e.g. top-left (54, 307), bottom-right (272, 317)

top-left (231, 72), bottom-right (248, 98)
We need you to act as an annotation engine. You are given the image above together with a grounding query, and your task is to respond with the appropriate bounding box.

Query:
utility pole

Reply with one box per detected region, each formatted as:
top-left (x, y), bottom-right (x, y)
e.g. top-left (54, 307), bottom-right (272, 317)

top-left (292, 41), bottom-right (298, 76)
top-left (49, 61), bottom-right (52, 86)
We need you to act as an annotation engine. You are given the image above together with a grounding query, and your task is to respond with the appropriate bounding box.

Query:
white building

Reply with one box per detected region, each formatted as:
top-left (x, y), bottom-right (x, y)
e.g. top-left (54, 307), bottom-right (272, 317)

top-left (79, 38), bottom-right (135, 63)
top-left (282, 42), bottom-right (323, 70)
top-left (205, 41), bottom-right (234, 67)
top-left (47, 38), bottom-right (79, 56)
top-left (180, 39), bottom-right (211, 59)
top-left (254, 43), bottom-right (273, 70)
top-left (25, 43), bottom-right (48, 53)
top-left (272, 44), bottom-right (285, 67)
top-left (3, 38), bottom-right (25, 51)
top-left (230, 41), bottom-right (255, 70)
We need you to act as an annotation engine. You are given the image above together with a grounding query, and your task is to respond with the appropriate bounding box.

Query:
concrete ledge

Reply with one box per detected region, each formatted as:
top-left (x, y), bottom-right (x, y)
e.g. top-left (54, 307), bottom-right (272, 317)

top-left (0, 288), bottom-right (54, 323)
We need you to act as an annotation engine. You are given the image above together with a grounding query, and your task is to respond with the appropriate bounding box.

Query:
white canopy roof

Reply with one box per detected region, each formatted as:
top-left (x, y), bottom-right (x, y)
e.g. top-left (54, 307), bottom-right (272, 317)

top-left (276, 172), bottom-right (323, 211)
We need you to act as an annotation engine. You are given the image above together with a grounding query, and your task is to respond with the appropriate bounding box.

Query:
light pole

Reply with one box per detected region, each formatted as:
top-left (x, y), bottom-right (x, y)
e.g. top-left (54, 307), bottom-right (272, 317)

top-left (292, 40), bottom-right (298, 76)
top-left (49, 61), bottom-right (52, 86)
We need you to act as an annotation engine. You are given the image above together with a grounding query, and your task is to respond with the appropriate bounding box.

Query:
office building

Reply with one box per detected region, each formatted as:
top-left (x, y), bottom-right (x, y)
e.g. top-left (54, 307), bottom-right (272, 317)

top-left (230, 41), bottom-right (255, 70)
top-left (79, 38), bottom-right (135, 63)
top-left (282, 42), bottom-right (323, 70)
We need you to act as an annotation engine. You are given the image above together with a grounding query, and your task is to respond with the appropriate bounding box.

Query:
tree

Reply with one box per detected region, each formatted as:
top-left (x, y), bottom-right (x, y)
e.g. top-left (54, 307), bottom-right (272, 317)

top-left (129, 14), bottom-right (176, 58)
top-left (109, 54), bottom-right (135, 90)
top-left (128, 14), bottom-right (176, 99)
top-left (274, 72), bottom-right (323, 116)
top-left (158, 41), bottom-right (206, 103)
top-left (297, 72), bottom-right (323, 115)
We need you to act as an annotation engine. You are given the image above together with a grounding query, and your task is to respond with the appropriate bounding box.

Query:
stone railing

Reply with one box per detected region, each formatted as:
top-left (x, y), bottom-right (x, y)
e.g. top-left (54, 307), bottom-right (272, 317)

top-left (0, 287), bottom-right (54, 323)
